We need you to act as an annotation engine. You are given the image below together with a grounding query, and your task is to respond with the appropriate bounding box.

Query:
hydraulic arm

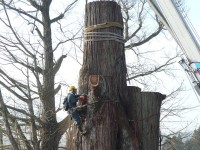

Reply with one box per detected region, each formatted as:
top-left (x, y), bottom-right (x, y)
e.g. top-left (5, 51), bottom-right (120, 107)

top-left (147, 0), bottom-right (200, 95)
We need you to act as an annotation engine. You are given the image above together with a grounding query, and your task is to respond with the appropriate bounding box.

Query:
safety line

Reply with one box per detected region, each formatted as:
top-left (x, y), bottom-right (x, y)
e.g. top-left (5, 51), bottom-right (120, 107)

top-left (85, 22), bottom-right (123, 32)
top-left (84, 31), bottom-right (124, 43)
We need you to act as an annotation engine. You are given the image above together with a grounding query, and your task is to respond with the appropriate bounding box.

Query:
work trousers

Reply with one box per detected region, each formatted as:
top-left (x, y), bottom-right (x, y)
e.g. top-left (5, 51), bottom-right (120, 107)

top-left (70, 109), bottom-right (81, 126)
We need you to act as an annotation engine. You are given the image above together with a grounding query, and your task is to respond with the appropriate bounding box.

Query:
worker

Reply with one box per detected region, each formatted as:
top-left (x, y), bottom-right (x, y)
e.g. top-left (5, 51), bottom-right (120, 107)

top-left (67, 86), bottom-right (87, 134)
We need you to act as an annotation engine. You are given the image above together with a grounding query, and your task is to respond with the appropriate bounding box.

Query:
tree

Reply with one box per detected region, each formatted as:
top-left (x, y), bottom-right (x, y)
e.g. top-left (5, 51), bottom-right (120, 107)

top-left (162, 128), bottom-right (200, 150)
top-left (71, 1), bottom-right (165, 149)
top-left (162, 134), bottom-right (185, 150)
top-left (0, 0), bottom-right (79, 149)
top-left (185, 127), bottom-right (200, 150)
top-left (161, 127), bottom-right (200, 150)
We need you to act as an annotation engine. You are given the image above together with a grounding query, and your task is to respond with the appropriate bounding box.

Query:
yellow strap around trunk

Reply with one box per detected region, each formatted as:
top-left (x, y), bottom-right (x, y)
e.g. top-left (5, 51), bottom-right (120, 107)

top-left (85, 22), bottom-right (123, 32)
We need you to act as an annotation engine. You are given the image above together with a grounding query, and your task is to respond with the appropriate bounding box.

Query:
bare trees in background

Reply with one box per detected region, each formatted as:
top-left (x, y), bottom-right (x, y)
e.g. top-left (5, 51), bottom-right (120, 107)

top-left (0, 0), bottom-right (80, 149)
top-left (161, 126), bottom-right (200, 150)
top-left (118, 0), bottom-right (181, 88)
top-left (0, 0), bottom-right (191, 149)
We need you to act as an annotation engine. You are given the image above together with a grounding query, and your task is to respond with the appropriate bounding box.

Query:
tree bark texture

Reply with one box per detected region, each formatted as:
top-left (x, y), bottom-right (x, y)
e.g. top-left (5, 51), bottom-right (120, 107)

top-left (40, 2), bottom-right (60, 150)
top-left (0, 126), bottom-right (3, 149)
top-left (74, 1), bottom-right (166, 150)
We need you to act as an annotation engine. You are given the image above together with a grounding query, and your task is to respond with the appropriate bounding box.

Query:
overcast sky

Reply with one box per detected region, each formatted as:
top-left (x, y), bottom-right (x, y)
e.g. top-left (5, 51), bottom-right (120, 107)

top-left (187, 0), bottom-right (200, 30)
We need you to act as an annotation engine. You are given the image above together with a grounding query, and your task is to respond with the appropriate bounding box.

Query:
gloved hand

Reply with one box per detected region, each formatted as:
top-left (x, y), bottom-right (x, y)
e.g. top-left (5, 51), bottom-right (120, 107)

top-left (79, 95), bottom-right (87, 101)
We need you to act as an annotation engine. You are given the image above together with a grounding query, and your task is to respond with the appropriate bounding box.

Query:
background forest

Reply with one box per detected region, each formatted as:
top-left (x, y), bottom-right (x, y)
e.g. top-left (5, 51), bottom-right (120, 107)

top-left (162, 126), bottom-right (200, 150)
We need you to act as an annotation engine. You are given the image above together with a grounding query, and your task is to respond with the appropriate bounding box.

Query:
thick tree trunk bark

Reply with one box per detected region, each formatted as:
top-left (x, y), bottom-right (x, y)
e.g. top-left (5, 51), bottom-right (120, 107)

top-left (40, 2), bottom-right (60, 150)
top-left (0, 126), bottom-right (3, 149)
top-left (73, 1), bottom-right (166, 150)
top-left (127, 87), bottom-right (165, 150)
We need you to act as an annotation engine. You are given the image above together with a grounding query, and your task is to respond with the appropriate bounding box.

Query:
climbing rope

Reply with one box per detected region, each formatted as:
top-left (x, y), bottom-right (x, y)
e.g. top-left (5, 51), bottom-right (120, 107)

top-left (85, 22), bottom-right (123, 32)
top-left (84, 32), bottom-right (124, 43)
top-left (84, 22), bottom-right (124, 43)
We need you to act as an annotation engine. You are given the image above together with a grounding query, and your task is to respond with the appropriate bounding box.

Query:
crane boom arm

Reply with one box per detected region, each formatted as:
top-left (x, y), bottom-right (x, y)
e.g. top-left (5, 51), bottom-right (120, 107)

top-left (147, 0), bottom-right (200, 62)
top-left (147, 0), bottom-right (200, 96)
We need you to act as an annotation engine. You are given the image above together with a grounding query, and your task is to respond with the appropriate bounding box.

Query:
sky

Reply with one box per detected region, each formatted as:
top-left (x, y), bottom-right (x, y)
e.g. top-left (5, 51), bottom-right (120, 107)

top-left (187, 0), bottom-right (200, 29)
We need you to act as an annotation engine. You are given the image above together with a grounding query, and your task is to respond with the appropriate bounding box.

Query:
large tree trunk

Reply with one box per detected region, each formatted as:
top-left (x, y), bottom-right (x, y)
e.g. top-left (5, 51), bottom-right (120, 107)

top-left (72, 1), bottom-right (166, 150)
top-left (40, 2), bottom-right (61, 149)
top-left (0, 126), bottom-right (3, 149)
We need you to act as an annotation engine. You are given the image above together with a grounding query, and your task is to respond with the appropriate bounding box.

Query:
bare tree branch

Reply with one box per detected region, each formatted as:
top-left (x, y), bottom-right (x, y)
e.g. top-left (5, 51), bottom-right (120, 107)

top-left (127, 56), bottom-right (176, 81)
top-left (50, 0), bottom-right (78, 23)
top-left (2, 1), bottom-right (43, 25)
top-left (0, 89), bottom-right (20, 150)
top-left (0, 80), bottom-right (28, 102)
top-left (28, 0), bottom-right (42, 10)
top-left (54, 84), bottom-right (61, 95)
top-left (125, 22), bottom-right (163, 49)
top-left (57, 115), bottom-right (72, 136)
top-left (6, 105), bottom-right (43, 125)
top-left (53, 55), bottom-right (67, 76)
top-left (50, 13), bottom-right (64, 23)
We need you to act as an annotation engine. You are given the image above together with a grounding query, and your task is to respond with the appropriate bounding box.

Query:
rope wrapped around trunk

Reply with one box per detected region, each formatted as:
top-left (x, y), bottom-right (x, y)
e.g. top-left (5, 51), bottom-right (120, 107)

top-left (84, 22), bottom-right (124, 43)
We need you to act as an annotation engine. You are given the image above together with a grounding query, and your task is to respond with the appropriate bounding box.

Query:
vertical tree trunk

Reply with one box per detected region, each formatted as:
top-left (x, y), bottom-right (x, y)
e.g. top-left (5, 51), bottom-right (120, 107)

top-left (75, 1), bottom-right (165, 150)
top-left (0, 126), bottom-right (3, 150)
top-left (127, 87), bottom-right (165, 150)
top-left (78, 1), bottom-right (127, 149)
top-left (40, 2), bottom-right (59, 149)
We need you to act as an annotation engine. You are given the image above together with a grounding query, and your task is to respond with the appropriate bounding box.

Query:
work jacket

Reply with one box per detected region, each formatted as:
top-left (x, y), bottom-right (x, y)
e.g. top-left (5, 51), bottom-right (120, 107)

top-left (68, 92), bottom-right (80, 108)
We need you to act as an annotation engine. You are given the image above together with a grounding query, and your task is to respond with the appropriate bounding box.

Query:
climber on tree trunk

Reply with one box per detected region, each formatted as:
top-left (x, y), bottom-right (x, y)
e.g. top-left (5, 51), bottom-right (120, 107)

top-left (66, 86), bottom-right (87, 134)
